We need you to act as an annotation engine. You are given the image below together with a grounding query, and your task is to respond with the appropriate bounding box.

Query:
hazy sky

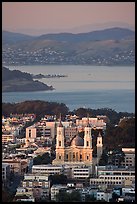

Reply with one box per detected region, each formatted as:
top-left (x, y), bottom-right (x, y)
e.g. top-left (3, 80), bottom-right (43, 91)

top-left (2, 2), bottom-right (135, 35)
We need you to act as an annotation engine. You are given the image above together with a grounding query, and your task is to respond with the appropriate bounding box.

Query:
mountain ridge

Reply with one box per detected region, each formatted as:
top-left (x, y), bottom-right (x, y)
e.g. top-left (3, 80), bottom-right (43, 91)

top-left (2, 27), bottom-right (135, 66)
top-left (3, 27), bottom-right (134, 44)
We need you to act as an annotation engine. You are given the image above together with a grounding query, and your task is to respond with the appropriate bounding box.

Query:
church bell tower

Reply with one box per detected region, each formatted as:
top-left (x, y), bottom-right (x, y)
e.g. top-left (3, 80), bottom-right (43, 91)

top-left (96, 131), bottom-right (103, 163)
top-left (54, 115), bottom-right (65, 164)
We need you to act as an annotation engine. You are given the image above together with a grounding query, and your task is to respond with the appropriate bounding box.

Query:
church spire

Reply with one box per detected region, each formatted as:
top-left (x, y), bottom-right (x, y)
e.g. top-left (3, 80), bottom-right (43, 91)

top-left (59, 113), bottom-right (63, 127)
top-left (86, 113), bottom-right (90, 127)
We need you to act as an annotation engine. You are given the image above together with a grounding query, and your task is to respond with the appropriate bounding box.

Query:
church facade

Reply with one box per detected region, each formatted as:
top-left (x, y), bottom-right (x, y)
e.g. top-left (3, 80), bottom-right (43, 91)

top-left (52, 120), bottom-right (103, 166)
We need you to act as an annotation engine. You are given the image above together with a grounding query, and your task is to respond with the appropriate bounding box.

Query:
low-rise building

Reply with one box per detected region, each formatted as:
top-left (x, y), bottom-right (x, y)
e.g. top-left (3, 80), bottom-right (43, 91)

top-left (76, 117), bottom-right (106, 130)
top-left (90, 166), bottom-right (135, 188)
top-left (121, 148), bottom-right (135, 167)
top-left (14, 187), bottom-right (35, 202)
top-left (2, 158), bottom-right (28, 175)
top-left (22, 173), bottom-right (49, 198)
top-left (50, 184), bottom-right (67, 201)
top-left (2, 134), bottom-right (16, 144)
top-left (96, 190), bottom-right (112, 202)
top-left (72, 166), bottom-right (92, 181)
top-left (32, 164), bottom-right (63, 176)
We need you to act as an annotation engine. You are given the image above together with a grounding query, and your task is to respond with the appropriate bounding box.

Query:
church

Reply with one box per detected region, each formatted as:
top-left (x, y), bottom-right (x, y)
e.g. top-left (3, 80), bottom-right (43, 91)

top-left (52, 119), bottom-right (103, 166)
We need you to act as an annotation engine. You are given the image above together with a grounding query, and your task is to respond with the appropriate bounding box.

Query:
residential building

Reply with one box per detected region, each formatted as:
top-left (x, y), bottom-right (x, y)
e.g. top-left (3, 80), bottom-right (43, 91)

top-left (2, 158), bottom-right (28, 175)
top-left (32, 164), bottom-right (63, 176)
top-left (96, 190), bottom-right (112, 202)
top-left (50, 184), bottom-right (67, 201)
top-left (121, 148), bottom-right (135, 167)
top-left (2, 134), bottom-right (16, 144)
top-left (90, 166), bottom-right (135, 188)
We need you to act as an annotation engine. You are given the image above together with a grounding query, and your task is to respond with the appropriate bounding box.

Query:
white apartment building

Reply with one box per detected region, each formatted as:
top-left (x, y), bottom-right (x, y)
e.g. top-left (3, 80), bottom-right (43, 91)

top-left (96, 191), bottom-right (112, 202)
top-left (21, 173), bottom-right (49, 199)
top-left (72, 166), bottom-right (92, 180)
top-left (32, 164), bottom-right (63, 175)
top-left (90, 167), bottom-right (135, 187)
top-left (22, 173), bottom-right (49, 188)
top-left (32, 164), bottom-right (93, 181)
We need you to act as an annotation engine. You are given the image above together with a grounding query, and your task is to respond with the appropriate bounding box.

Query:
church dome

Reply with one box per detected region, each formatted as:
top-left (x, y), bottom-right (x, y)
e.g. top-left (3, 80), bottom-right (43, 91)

top-left (71, 135), bottom-right (84, 146)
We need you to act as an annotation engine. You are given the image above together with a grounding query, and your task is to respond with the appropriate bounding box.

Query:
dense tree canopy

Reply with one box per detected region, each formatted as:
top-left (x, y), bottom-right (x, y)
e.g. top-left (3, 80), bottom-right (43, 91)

top-left (33, 152), bottom-right (51, 165)
top-left (2, 101), bottom-right (134, 125)
top-left (2, 100), bottom-right (69, 118)
top-left (49, 174), bottom-right (68, 185)
top-left (56, 190), bottom-right (82, 202)
top-left (104, 117), bottom-right (135, 148)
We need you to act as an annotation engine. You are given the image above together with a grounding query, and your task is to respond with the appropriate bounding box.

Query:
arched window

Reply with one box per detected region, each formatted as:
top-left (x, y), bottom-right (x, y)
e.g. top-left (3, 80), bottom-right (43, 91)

top-left (59, 141), bottom-right (61, 146)
top-left (29, 130), bottom-right (31, 138)
top-left (80, 154), bottom-right (82, 161)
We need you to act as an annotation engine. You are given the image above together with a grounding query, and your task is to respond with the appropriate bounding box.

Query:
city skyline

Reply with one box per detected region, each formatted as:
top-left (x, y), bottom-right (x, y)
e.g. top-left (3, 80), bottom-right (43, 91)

top-left (2, 2), bottom-right (135, 35)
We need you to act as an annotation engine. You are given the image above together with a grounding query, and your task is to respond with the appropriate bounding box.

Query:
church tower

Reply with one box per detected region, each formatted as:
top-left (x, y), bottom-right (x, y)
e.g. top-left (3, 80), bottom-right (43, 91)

top-left (83, 117), bottom-right (93, 163)
top-left (84, 118), bottom-right (92, 148)
top-left (96, 131), bottom-right (103, 163)
top-left (54, 116), bottom-right (65, 163)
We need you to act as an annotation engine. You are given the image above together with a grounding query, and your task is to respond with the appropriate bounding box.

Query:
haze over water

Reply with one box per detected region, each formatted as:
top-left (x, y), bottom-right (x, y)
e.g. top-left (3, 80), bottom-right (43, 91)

top-left (2, 65), bottom-right (135, 113)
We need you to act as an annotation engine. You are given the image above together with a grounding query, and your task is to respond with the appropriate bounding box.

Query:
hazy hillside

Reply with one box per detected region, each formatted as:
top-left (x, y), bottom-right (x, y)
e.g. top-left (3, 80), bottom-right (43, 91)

top-left (37, 27), bottom-right (134, 42)
top-left (2, 27), bottom-right (135, 66)
top-left (2, 30), bottom-right (35, 45)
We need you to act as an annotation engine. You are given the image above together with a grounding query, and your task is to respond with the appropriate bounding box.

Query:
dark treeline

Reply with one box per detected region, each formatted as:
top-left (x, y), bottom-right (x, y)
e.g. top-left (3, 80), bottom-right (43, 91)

top-left (2, 100), bottom-right (134, 125)
top-left (2, 100), bottom-right (69, 119)
top-left (2, 100), bottom-right (135, 148)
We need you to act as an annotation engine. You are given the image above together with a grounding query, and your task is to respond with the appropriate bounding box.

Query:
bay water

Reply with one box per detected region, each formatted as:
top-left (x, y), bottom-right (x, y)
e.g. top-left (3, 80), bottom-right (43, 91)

top-left (2, 65), bottom-right (135, 113)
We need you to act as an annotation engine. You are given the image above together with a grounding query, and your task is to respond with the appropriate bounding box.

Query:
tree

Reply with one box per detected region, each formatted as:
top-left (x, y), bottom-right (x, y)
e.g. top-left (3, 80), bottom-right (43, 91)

top-left (49, 174), bottom-right (68, 186)
top-left (99, 149), bottom-right (108, 166)
top-left (33, 152), bottom-right (51, 165)
top-left (56, 190), bottom-right (82, 202)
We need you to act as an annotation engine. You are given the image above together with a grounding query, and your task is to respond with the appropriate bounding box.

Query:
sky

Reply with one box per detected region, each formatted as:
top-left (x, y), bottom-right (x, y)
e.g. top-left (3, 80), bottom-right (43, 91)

top-left (2, 2), bottom-right (135, 35)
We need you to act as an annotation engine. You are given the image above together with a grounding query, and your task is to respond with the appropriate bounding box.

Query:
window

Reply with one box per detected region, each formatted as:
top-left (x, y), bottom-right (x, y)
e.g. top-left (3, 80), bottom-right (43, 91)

top-left (29, 130), bottom-right (31, 137)
top-left (59, 141), bottom-right (61, 146)
top-left (87, 156), bottom-right (89, 160)
top-left (87, 141), bottom-right (89, 146)
top-left (59, 156), bottom-right (61, 160)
